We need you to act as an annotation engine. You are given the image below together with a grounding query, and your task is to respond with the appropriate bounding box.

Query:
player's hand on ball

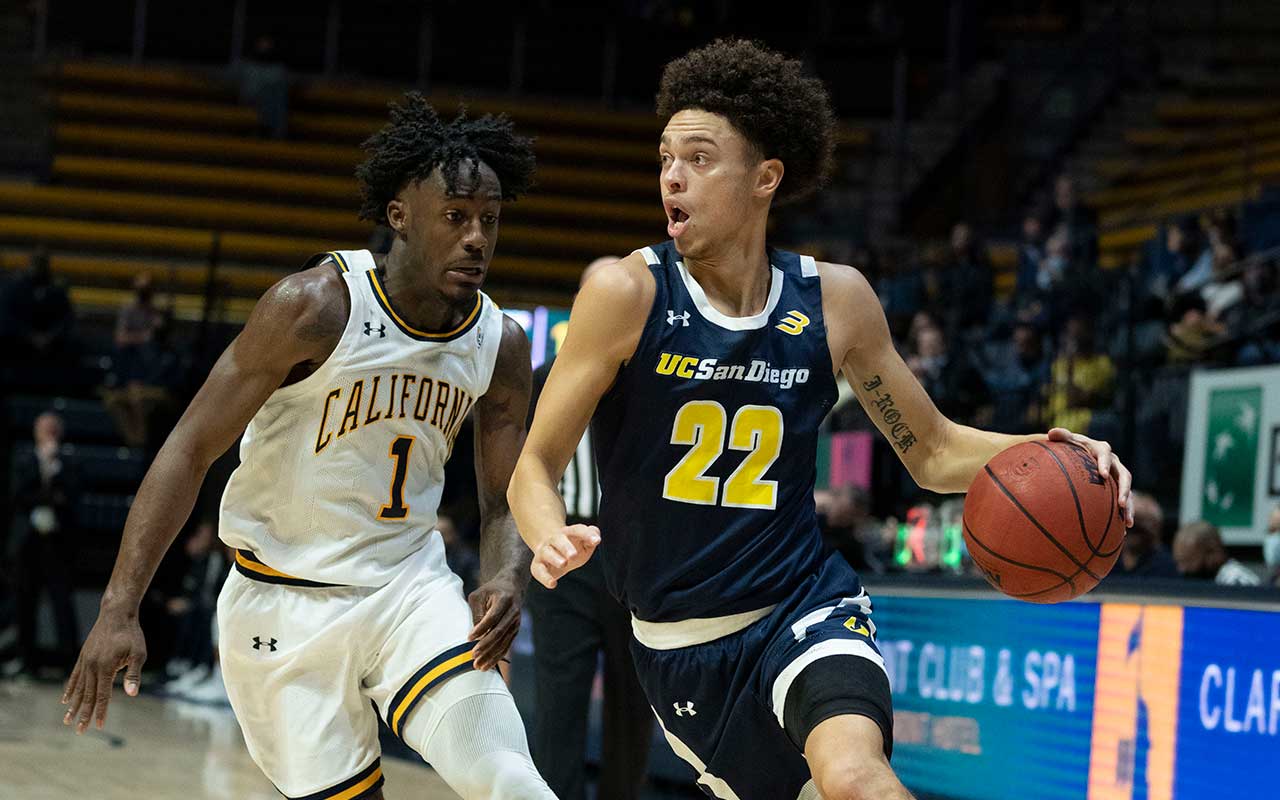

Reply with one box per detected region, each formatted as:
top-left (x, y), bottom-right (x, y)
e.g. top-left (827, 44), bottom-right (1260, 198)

top-left (530, 524), bottom-right (600, 589)
top-left (60, 608), bottom-right (147, 734)
top-left (1047, 427), bottom-right (1134, 527)
top-left (467, 574), bottom-right (526, 672)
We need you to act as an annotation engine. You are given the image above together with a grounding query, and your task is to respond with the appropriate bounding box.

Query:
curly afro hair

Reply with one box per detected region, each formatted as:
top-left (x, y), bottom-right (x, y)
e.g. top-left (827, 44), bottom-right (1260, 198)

top-left (356, 92), bottom-right (536, 224)
top-left (656, 39), bottom-right (836, 205)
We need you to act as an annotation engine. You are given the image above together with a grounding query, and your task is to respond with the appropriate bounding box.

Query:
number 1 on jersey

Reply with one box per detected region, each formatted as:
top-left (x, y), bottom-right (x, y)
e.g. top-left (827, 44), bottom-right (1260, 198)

top-left (662, 402), bottom-right (783, 509)
top-left (379, 435), bottom-right (415, 520)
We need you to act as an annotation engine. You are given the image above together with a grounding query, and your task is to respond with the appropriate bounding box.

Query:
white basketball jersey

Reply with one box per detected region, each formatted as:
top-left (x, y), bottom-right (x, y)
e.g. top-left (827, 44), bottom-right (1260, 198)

top-left (219, 249), bottom-right (505, 587)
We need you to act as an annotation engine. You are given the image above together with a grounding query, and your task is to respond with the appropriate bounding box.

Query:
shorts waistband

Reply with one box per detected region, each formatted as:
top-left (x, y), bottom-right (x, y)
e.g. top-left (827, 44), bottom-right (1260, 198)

top-left (631, 605), bottom-right (777, 650)
top-left (233, 549), bottom-right (345, 588)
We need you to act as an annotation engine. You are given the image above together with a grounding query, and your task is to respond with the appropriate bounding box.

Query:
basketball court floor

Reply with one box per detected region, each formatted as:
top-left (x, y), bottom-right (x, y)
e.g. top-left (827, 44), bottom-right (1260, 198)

top-left (0, 681), bottom-right (457, 799)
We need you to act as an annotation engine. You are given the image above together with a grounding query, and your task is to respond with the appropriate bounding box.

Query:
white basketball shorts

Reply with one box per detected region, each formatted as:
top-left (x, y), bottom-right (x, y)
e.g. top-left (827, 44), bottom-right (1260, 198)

top-left (217, 533), bottom-right (489, 799)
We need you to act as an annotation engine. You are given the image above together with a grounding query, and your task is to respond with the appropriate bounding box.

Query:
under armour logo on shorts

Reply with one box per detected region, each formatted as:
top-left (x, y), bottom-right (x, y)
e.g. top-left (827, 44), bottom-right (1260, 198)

top-left (252, 636), bottom-right (278, 652)
top-left (674, 701), bottom-right (697, 717)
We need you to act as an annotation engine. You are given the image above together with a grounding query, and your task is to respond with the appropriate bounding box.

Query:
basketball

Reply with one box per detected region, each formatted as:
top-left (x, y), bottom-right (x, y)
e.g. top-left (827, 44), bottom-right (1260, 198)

top-left (963, 440), bottom-right (1124, 603)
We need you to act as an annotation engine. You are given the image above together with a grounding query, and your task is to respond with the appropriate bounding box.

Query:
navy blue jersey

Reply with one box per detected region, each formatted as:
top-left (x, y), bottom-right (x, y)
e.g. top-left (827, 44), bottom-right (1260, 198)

top-left (593, 241), bottom-right (838, 622)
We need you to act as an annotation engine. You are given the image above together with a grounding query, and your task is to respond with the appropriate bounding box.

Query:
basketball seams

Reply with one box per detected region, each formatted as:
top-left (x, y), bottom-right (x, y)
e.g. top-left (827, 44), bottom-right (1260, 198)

top-left (962, 517), bottom-right (1079, 600)
top-left (1031, 441), bottom-right (1099, 556)
top-left (981, 466), bottom-right (1103, 582)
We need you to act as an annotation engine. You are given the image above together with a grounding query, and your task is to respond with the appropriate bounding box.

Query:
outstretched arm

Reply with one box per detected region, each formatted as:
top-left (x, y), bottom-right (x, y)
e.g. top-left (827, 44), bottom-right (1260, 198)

top-left (821, 262), bottom-right (1133, 523)
top-left (467, 315), bottom-right (534, 671)
top-left (508, 254), bottom-right (652, 588)
top-left (62, 266), bottom-right (348, 732)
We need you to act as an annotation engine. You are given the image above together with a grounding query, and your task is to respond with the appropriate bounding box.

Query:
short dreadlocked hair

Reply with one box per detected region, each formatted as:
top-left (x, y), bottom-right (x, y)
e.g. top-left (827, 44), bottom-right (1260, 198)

top-left (356, 92), bottom-right (536, 224)
top-left (656, 39), bottom-right (835, 205)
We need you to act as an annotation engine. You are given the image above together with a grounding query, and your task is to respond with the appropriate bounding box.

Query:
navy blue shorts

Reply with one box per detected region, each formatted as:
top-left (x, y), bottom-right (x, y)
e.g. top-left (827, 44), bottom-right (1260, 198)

top-left (631, 553), bottom-right (891, 800)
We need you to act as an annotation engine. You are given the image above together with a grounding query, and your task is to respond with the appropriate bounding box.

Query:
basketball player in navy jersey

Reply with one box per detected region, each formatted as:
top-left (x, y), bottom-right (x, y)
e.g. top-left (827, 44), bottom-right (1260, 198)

top-left (510, 40), bottom-right (1134, 800)
top-left (63, 95), bottom-right (556, 800)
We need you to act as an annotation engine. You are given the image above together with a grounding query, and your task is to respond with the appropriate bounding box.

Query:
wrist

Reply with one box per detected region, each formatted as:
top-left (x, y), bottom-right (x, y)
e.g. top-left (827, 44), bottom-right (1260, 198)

top-left (99, 589), bottom-right (141, 619)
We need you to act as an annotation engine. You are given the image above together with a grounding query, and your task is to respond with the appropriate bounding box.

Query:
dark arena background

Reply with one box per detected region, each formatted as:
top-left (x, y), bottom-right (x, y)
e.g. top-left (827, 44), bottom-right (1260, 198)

top-left (2, 2), bottom-right (1279, 798)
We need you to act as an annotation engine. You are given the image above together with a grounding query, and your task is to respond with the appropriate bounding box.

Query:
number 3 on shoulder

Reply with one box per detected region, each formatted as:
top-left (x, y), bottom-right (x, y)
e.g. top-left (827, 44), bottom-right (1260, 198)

top-left (662, 401), bottom-right (783, 510)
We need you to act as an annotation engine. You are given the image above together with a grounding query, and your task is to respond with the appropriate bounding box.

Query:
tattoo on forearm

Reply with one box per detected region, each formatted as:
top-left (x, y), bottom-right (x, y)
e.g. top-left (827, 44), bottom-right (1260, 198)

top-left (861, 375), bottom-right (917, 452)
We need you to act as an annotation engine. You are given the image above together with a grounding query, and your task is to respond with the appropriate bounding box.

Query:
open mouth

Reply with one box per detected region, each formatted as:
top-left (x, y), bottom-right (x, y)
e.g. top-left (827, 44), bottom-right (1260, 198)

top-left (666, 202), bottom-right (690, 238)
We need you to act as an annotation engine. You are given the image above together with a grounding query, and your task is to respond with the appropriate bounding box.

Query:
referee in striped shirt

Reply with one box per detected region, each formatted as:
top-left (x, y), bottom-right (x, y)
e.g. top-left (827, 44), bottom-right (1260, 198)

top-left (525, 257), bottom-right (652, 800)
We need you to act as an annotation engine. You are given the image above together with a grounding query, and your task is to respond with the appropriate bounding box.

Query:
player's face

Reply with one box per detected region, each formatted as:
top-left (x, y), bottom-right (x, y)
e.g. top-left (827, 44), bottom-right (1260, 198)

top-left (659, 110), bottom-right (767, 257)
top-left (396, 161), bottom-right (502, 304)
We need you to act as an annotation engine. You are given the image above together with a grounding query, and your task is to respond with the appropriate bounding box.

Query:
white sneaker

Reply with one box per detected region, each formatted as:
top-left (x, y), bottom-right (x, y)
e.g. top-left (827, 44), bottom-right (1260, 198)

top-left (162, 663), bottom-right (210, 695)
top-left (180, 665), bottom-right (229, 707)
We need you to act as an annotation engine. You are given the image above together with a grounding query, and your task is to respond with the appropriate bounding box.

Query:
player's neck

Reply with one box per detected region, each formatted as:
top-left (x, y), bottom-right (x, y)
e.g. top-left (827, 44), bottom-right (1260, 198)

top-left (380, 245), bottom-right (472, 332)
top-left (682, 225), bottom-right (772, 317)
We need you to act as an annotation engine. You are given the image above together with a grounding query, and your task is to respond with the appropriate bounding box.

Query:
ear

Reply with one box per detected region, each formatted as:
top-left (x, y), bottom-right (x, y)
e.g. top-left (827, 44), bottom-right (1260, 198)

top-left (386, 197), bottom-right (408, 235)
top-left (754, 158), bottom-right (784, 199)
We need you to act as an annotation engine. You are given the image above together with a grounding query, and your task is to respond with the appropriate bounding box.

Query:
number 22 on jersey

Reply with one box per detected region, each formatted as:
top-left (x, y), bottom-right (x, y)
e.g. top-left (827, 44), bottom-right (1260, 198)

top-left (662, 401), bottom-right (784, 509)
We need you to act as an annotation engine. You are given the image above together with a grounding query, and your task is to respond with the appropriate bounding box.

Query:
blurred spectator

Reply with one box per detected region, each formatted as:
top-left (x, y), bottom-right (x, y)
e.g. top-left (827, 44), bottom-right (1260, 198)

top-left (816, 485), bottom-right (887, 574)
top-left (1221, 257), bottom-right (1280, 365)
top-left (1175, 211), bottom-right (1236, 297)
top-left (1165, 293), bottom-right (1224, 365)
top-left (931, 222), bottom-right (993, 336)
top-left (437, 513), bottom-right (479, 595)
top-left (1264, 505), bottom-right (1280, 589)
top-left (1172, 521), bottom-right (1260, 586)
top-left (1111, 493), bottom-right (1179, 579)
top-left (1145, 216), bottom-right (1201, 300)
top-left (985, 321), bottom-right (1050, 434)
top-left (161, 520), bottom-right (228, 697)
top-left (1014, 211), bottom-right (1047, 296)
top-left (0, 246), bottom-right (75, 361)
top-left (1043, 314), bottom-right (1115, 436)
top-left (5, 412), bottom-right (80, 676)
top-left (102, 273), bottom-right (172, 448)
top-left (906, 325), bottom-right (991, 426)
top-left (235, 35), bottom-right (289, 138)
top-left (1045, 174), bottom-right (1098, 265)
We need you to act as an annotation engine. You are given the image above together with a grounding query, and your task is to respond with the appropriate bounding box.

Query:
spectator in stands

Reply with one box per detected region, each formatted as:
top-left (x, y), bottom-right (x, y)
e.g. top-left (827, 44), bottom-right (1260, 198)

top-left (1145, 216), bottom-right (1201, 300)
top-left (985, 321), bottom-right (1050, 434)
top-left (5, 411), bottom-right (80, 677)
top-left (1165, 292), bottom-right (1225, 365)
top-left (933, 222), bottom-right (993, 337)
top-left (1175, 211), bottom-right (1237, 298)
top-left (1111, 492), bottom-right (1179, 579)
top-left (0, 246), bottom-right (75, 361)
top-left (235, 35), bottom-right (289, 139)
top-left (816, 485), bottom-right (886, 574)
top-left (1014, 211), bottom-right (1047, 297)
top-left (1043, 313), bottom-right (1115, 437)
top-left (906, 325), bottom-right (991, 426)
top-left (1173, 521), bottom-right (1260, 586)
top-left (103, 272), bottom-right (171, 448)
top-left (160, 519), bottom-right (228, 698)
top-left (437, 512), bottom-right (480, 596)
top-left (1264, 505), bottom-right (1280, 589)
top-left (1046, 173), bottom-right (1097, 265)
top-left (1223, 257), bottom-right (1280, 365)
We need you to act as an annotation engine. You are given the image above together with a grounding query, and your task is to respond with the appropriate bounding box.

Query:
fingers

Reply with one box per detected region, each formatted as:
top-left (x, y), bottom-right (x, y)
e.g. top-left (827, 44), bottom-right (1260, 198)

top-left (468, 593), bottom-right (507, 642)
top-left (564, 525), bottom-right (601, 549)
top-left (472, 605), bottom-right (520, 671)
top-left (1113, 455), bottom-right (1135, 527)
top-left (91, 667), bottom-right (115, 731)
top-left (62, 661), bottom-right (87, 726)
top-left (61, 659), bottom-right (82, 706)
top-left (530, 559), bottom-right (558, 589)
top-left (124, 650), bottom-right (145, 698)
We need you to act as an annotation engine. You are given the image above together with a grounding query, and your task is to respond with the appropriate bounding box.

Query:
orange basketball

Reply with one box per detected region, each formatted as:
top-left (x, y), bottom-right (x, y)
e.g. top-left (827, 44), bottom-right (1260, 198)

top-left (962, 440), bottom-right (1124, 603)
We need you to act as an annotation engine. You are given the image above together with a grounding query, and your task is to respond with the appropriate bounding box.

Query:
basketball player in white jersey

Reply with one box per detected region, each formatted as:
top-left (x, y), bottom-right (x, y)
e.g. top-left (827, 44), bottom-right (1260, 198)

top-left (62, 94), bottom-right (556, 800)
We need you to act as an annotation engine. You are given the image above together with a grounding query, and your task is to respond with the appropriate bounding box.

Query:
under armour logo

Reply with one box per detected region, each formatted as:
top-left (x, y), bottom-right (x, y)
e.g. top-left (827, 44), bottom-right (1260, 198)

top-left (252, 636), bottom-right (278, 652)
top-left (667, 310), bottom-right (690, 327)
top-left (673, 701), bottom-right (696, 717)
top-left (364, 322), bottom-right (386, 338)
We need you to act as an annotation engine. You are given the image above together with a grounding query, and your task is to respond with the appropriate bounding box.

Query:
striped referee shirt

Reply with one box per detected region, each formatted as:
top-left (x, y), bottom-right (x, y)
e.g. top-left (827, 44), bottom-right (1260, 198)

top-left (530, 358), bottom-right (600, 523)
